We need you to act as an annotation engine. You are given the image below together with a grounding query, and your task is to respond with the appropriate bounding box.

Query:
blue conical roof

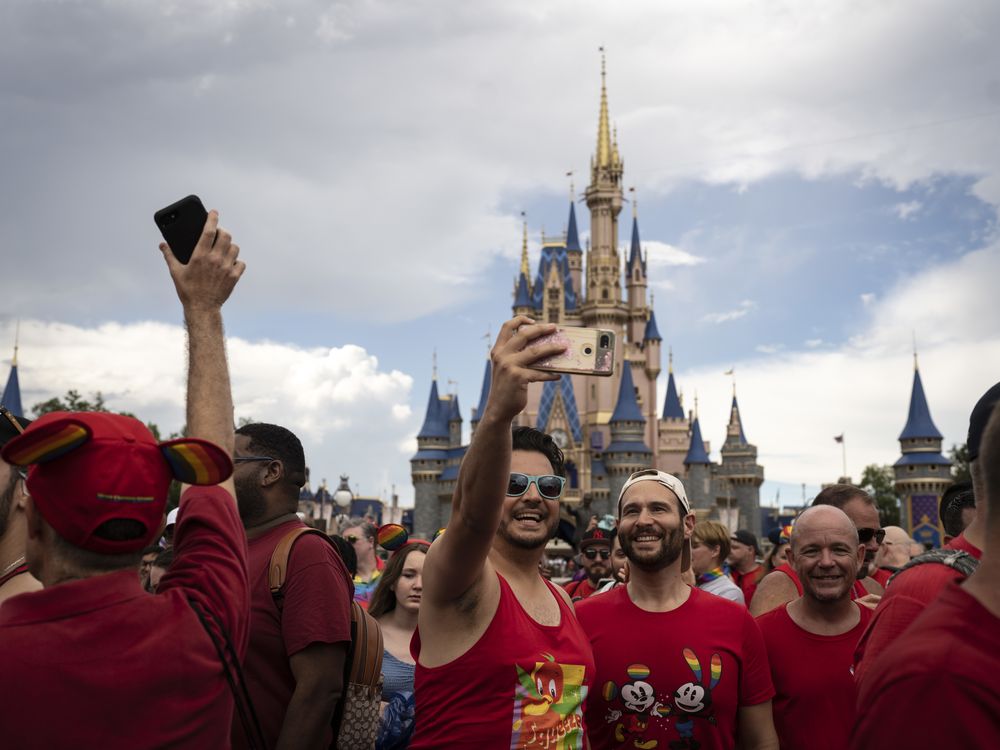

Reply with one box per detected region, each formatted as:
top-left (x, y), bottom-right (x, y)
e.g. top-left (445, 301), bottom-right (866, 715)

top-left (684, 416), bottom-right (711, 465)
top-left (447, 394), bottom-right (461, 422)
top-left (417, 380), bottom-right (449, 439)
top-left (473, 359), bottom-right (491, 422)
top-left (628, 216), bottom-right (642, 269)
top-left (514, 272), bottom-right (532, 309)
top-left (662, 371), bottom-right (684, 419)
top-left (566, 202), bottom-right (581, 252)
top-left (1, 363), bottom-right (21, 417)
top-left (610, 362), bottom-right (645, 423)
top-left (644, 310), bottom-right (662, 342)
top-left (899, 367), bottom-right (943, 440)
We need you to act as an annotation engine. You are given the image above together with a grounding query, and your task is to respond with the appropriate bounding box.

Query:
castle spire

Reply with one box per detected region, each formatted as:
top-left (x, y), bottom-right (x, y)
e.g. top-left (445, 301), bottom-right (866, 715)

top-left (684, 413), bottom-right (711, 465)
top-left (520, 213), bottom-right (530, 278)
top-left (596, 47), bottom-right (612, 169)
top-left (1, 327), bottom-right (22, 417)
top-left (899, 361), bottom-right (943, 440)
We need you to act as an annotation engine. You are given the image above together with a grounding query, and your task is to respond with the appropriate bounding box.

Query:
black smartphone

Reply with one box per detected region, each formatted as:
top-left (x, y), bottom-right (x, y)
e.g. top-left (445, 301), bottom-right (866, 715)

top-left (154, 195), bottom-right (208, 264)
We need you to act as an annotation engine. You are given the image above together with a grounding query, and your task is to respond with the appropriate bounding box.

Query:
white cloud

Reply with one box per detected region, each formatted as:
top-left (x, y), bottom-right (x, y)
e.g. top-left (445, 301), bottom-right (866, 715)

top-left (755, 343), bottom-right (783, 354)
top-left (804, 338), bottom-right (824, 348)
top-left (702, 299), bottom-right (757, 324)
top-left (860, 293), bottom-right (876, 307)
top-left (893, 200), bottom-right (923, 220)
top-left (1, 319), bottom-right (417, 503)
top-left (643, 240), bottom-right (706, 268)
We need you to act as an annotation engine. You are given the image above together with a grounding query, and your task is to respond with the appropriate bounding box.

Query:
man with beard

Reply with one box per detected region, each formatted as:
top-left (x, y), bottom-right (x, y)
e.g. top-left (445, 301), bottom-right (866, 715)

top-left (750, 485), bottom-right (884, 616)
top-left (727, 529), bottom-right (764, 606)
top-left (0, 413), bottom-right (41, 605)
top-left (576, 470), bottom-right (777, 750)
top-left (564, 526), bottom-right (613, 600)
top-left (411, 316), bottom-right (595, 750)
top-left (756, 505), bottom-right (872, 750)
top-left (229, 422), bottom-right (354, 750)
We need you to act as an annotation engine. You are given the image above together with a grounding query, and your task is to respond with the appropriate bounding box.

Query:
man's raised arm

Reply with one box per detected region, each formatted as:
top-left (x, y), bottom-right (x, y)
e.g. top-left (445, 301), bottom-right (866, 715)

top-left (160, 210), bottom-right (245, 499)
top-left (421, 316), bottom-right (564, 605)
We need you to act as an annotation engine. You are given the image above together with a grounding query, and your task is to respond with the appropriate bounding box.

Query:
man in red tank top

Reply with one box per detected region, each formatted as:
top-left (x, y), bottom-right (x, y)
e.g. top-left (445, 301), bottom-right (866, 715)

top-left (751, 485), bottom-right (884, 617)
top-left (756, 505), bottom-right (872, 750)
top-left (577, 470), bottom-right (778, 750)
top-left (412, 316), bottom-right (595, 750)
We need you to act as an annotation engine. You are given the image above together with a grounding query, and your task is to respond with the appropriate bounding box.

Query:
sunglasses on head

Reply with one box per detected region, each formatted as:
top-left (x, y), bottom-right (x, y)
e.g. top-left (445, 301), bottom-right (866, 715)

top-left (857, 527), bottom-right (886, 544)
top-left (583, 548), bottom-right (610, 560)
top-left (506, 473), bottom-right (565, 500)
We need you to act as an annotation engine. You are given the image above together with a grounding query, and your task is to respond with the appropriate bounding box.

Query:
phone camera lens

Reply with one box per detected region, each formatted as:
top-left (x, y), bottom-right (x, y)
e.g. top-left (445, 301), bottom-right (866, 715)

top-left (584, 346), bottom-right (593, 355)
top-left (599, 335), bottom-right (610, 348)
top-left (169, 212), bottom-right (177, 221)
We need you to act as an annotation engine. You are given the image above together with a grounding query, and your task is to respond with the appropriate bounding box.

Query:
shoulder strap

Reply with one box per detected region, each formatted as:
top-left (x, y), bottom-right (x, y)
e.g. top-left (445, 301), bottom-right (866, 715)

top-left (888, 549), bottom-right (979, 586)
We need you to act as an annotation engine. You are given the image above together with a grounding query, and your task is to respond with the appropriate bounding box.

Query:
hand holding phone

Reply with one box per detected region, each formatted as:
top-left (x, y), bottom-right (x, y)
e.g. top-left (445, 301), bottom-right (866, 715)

top-left (529, 327), bottom-right (616, 377)
top-left (154, 195), bottom-right (209, 264)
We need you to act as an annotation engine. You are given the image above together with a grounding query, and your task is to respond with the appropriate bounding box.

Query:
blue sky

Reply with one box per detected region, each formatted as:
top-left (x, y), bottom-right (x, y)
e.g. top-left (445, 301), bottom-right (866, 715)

top-left (2, 0), bottom-right (999, 505)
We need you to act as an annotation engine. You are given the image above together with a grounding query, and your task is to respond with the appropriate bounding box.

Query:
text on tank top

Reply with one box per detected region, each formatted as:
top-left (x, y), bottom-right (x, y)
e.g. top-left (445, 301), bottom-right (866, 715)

top-left (409, 572), bottom-right (595, 749)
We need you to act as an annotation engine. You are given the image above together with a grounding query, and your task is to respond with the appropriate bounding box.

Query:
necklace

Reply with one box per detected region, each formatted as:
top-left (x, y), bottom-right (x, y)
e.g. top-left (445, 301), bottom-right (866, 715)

top-left (1, 555), bottom-right (26, 578)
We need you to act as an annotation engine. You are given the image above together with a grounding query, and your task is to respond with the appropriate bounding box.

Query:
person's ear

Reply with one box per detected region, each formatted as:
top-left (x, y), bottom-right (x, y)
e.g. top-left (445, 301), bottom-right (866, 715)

top-left (261, 459), bottom-right (284, 488)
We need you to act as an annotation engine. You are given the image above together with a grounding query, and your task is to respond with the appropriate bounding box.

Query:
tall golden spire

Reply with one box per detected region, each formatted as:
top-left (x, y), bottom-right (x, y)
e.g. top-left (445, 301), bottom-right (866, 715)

top-left (668, 345), bottom-right (673, 374)
top-left (630, 186), bottom-right (637, 219)
top-left (520, 213), bottom-right (530, 278)
top-left (596, 47), bottom-right (612, 169)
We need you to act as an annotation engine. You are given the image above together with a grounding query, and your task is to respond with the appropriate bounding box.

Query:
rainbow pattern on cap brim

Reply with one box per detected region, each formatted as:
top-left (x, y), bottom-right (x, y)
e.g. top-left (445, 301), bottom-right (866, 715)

top-left (377, 524), bottom-right (408, 551)
top-left (161, 442), bottom-right (231, 485)
top-left (626, 664), bottom-right (650, 680)
top-left (5, 423), bottom-right (89, 465)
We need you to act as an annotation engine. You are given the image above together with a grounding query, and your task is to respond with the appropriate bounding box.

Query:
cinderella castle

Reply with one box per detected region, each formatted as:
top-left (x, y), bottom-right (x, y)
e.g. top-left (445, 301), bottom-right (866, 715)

top-left (411, 58), bottom-right (766, 539)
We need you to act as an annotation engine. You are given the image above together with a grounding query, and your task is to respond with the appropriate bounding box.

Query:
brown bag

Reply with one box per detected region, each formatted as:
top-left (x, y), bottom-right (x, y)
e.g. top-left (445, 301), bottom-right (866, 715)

top-left (269, 527), bottom-right (384, 750)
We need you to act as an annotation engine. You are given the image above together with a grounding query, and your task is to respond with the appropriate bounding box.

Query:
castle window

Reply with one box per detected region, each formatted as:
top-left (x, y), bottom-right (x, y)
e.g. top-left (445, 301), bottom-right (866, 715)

top-left (602, 288), bottom-right (609, 300)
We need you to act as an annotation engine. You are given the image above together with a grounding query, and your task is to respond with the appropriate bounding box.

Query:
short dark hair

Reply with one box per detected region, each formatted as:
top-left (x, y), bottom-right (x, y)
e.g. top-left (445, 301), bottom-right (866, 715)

top-left (140, 544), bottom-right (162, 557)
top-left (812, 483), bottom-right (873, 510)
top-left (512, 426), bottom-right (565, 477)
top-left (50, 526), bottom-right (143, 573)
top-left (236, 422), bottom-right (307, 488)
top-left (329, 535), bottom-right (358, 577)
top-left (152, 548), bottom-right (175, 569)
top-left (940, 483), bottom-right (975, 538)
top-left (978, 401), bottom-right (1000, 528)
top-left (368, 542), bottom-right (428, 618)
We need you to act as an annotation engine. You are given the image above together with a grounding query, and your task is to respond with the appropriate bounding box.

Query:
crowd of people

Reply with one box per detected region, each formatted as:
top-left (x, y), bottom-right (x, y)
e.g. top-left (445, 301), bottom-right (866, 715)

top-left (0, 211), bottom-right (996, 749)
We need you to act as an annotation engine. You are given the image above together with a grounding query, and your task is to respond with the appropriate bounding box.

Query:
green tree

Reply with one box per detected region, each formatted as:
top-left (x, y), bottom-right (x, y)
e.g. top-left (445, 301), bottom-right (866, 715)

top-left (859, 464), bottom-right (901, 527)
top-left (948, 442), bottom-right (970, 484)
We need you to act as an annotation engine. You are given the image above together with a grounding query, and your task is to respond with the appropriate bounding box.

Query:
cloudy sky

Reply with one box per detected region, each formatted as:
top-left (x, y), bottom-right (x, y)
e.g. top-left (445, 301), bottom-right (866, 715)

top-left (2, 0), bottom-right (998, 508)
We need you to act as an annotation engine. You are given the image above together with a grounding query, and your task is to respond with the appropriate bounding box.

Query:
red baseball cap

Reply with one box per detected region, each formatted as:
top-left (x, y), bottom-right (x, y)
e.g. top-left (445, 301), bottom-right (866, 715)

top-left (1, 411), bottom-right (233, 554)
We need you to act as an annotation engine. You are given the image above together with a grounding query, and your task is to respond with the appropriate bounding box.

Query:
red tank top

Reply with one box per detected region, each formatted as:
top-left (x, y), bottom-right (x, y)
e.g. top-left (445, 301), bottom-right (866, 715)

top-left (774, 562), bottom-right (868, 599)
top-left (409, 572), bottom-right (595, 749)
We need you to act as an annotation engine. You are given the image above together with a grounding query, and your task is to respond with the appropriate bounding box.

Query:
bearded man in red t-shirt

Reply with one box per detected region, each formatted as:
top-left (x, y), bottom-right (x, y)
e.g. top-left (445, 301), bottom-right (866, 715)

top-left (756, 505), bottom-right (872, 750)
top-left (751, 484), bottom-right (884, 616)
top-left (411, 316), bottom-right (595, 750)
top-left (576, 470), bottom-right (778, 750)
top-left (851, 398), bottom-right (1000, 748)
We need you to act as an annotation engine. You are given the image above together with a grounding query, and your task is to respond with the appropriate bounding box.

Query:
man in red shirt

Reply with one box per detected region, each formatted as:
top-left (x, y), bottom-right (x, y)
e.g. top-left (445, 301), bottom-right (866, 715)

top-left (412, 316), bottom-right (595, 749)
top-left (0, 210), bottom-right (248, 748)
top-left (757, 505), bottom-right (872, 750)
top-left (564, 526), bottom-right (612, 600)
top-left (852, 382), bottom-right (997, 685)
top-left (577, 470), bottom-right (778, 750)
top-left (751, 484), bottom-right (884, 616)
top-left (727, 529), bottom-right (764, 605)
top-left (229, 421), bottom-right (354, 750)
top-left (0, 412), bottom-right (42, 606)
top-left (851, 398), bottom-right (1000, 748)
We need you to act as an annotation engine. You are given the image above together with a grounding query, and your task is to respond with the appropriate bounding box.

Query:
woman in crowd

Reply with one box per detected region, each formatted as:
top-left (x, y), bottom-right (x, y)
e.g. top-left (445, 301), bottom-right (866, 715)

top-left (369, 539), bottom-right (428, 749)
top-left (691, 521), bottom-right (745, 604)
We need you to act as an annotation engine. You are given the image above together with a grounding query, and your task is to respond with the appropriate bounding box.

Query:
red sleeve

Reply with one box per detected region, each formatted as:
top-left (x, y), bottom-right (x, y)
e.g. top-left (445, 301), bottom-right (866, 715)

top-left (281, 533), bottom-right (354, 657)
top-left (852, 672), bottom-right (994, 749)
top-left (853, 564), bottom-right (961, 685)
top-left (739, 608), bottom-right (775, 706)
top-left (158, 486), bottom-right (250, 653)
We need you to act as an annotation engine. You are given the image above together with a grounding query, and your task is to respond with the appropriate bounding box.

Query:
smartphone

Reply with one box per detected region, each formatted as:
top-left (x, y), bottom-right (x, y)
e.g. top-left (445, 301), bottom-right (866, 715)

top-left (154, 195), bottom-right (208, 264)
top-left (530, 327), bottom-right (615, 377)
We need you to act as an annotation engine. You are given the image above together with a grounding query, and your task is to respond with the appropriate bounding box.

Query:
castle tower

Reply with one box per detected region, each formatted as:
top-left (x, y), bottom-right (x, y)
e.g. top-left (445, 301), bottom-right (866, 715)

top-left (893, 356), bottom-right (952, 547)
top-left (642, 308), bottom-right (662, 453)
top-left (717, 388), bottom-right (764, 534)
top-left (2, 325), bottom-right (22, 417)
top-left (604, 361), bottom-right (652, 508)
top-left (445, 393), bottom-right (462, 447)
top-left (565, 200), bottom-right (584, 318)
top-left (683, 403), bottom-right (713, 510)
top-left (658, 351), bottom-right (690, 475)
top-left (625, 207), bottom-right (649, 346)
top-left (512, 219), bottom-right (535, 317)
top-left (411, 378), bottom-right (450, 538)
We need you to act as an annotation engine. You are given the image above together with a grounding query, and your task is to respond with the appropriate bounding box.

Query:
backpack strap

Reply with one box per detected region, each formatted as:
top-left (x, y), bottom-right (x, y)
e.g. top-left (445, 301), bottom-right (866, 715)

top-left (888, 548), bottom-right (979, 586)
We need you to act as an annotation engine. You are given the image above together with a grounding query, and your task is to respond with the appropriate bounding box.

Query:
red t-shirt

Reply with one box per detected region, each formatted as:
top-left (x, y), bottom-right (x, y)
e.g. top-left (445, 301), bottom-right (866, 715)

top-left (231, 519), bottom-right (354, 750)
top-left (563, 577), bottom-right (599, 600)
top-left (871, 567), bottom-right (893, 588)
top-left (851, 582), bottom-right (1000, 749)
top-left (410, 572), bottom-right (595, 749)
top-left (853, 532), bottom-right (982, 685)
top-left (730, 564), bottom-right (764, 606)
top-left (757, 602), bottom-right (872, 750)
top-left (0, 486), bottom-right (248, 749)
top-left (576, 585), bottom-right (774, 750)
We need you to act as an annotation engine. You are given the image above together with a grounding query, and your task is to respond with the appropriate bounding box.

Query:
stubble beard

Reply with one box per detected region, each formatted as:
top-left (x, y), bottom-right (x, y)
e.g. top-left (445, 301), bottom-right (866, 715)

top-left (496, 515), bottom-right (557, 551)
top-left (233, 472), bottom-right (268, 527)
top-left (621, 524), bottom-right (685, 573)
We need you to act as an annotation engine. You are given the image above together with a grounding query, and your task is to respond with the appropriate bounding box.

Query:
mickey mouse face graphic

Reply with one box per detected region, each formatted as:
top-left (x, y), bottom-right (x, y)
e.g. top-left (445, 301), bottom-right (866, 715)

top-left (674, 682), bottom-right (707, 713)
top-left (621, 680), bottom-right (656, 713)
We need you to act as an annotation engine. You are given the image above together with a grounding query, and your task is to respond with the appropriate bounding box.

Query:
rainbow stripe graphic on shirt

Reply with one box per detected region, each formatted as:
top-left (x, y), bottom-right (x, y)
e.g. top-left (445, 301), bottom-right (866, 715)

top-left (511, 654), bottom-right (588, 749)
